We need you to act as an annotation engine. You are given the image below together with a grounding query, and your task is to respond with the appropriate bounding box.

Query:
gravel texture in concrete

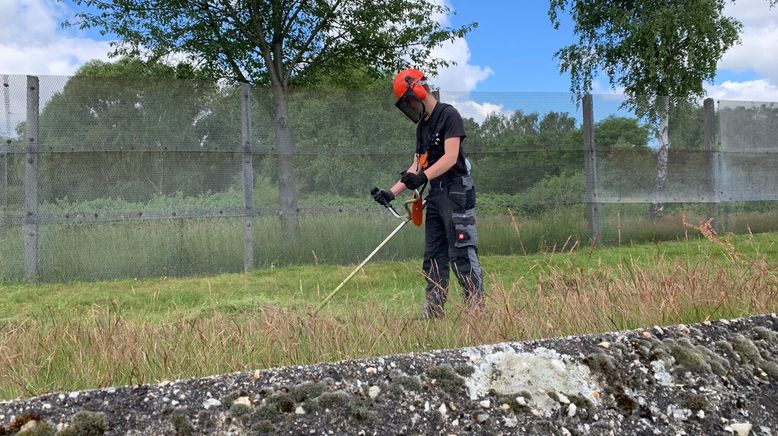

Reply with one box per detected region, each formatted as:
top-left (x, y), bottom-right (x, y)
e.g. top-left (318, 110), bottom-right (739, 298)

top-left (1, 314), bottom-right (777, 435)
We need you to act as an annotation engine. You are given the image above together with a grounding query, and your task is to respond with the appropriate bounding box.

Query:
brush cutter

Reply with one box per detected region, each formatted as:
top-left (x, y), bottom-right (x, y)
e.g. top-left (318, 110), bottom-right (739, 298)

top-left (314, 188), bottom-right (425, 314)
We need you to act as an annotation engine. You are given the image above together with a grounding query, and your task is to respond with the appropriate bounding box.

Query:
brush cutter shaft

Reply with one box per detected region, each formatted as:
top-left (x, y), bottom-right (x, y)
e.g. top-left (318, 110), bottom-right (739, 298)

top-left (314, 191), bottom-right (427, 314)
top-left (314, 218), bottom-right (410, 314)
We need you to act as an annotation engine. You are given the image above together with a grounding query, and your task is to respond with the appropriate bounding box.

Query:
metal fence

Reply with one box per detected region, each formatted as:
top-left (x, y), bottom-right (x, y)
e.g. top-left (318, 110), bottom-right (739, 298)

top-left (1, 74), bottom-right (777, 282)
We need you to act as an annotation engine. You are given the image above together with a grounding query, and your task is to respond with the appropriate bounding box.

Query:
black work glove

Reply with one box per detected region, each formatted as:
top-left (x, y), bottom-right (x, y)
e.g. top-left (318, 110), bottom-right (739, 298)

top-left (371, 187), bottom-right (395, 207)
top-left (401, 171), bottom-right (428, 190)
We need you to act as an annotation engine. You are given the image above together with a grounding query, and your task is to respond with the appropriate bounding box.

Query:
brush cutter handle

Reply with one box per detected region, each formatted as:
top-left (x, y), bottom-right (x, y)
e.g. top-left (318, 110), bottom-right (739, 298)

top-left (393, 190), bottom-right (422, 221)
top-left (370, 187), bottom-right (421, 220)
top-left (371, 187), bottom-right (404, 219)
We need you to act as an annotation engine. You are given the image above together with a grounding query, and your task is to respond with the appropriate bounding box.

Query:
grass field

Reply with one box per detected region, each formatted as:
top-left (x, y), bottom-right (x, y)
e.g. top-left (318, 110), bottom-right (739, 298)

top-left (0, 224), bottom-right (776, 400)
top-left (3, 204), bottom-right (777, 282)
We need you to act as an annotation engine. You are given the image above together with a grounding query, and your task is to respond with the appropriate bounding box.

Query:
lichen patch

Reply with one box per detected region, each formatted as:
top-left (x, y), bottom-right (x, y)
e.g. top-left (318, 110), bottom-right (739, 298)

top-left (465, 347), bottom-right (600, 416)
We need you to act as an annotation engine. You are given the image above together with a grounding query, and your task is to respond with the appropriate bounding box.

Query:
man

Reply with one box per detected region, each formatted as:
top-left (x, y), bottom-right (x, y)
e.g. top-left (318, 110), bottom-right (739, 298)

top-left (372, 68), bottom-right (484, 319)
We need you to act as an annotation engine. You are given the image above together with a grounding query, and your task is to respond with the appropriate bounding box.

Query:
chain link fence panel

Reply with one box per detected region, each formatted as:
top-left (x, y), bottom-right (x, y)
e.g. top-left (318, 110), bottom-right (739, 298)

top-left (0, 75), bottom-right (777, 282)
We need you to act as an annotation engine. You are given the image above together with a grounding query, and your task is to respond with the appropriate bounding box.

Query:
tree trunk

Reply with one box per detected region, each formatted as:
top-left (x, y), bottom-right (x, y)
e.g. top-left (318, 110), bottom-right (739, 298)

top-left (271, 83), bottom-right (300, 239)
top-left (650, 96), bottom-right (670, 218)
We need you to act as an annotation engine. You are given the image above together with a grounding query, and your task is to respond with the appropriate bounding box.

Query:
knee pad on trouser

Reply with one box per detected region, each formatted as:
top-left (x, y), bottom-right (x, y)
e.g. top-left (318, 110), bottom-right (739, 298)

top-left (451, 212), bottom-right (483, 305)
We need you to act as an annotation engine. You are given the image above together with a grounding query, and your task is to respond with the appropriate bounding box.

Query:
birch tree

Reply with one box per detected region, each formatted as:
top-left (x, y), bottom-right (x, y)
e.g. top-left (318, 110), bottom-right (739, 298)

top-left (549, 0), bottom-right (745, 217)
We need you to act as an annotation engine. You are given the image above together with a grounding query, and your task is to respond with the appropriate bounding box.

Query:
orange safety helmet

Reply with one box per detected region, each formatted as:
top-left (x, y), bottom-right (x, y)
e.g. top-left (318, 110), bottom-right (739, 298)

top-left (393, 69), bottom-right (429, 123)
top-left (393, 69), bottom-right (428, 100)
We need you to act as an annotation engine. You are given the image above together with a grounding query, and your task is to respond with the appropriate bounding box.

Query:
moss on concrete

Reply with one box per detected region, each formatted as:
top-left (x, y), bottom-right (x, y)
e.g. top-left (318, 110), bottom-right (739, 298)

top-left (455, 365), bottom-right (475, 377)
top-left (349, 405), bottom-right (378, 425)
top-left (664, 338), bottom-right (712, 375)
top-left (66, 411), bottom-right (108, 435)
top-left (714, 340), bottom-right (738, 361)
top-left (250, 420), bottom-right (274, 434)
top-left (758, 360), bottom-right (778, 379)
top-left (254, 405), bottom-right (280, 420)
top-left (219, 391), bottom-right (243, 408)
top-left (732, 335), bottom-right (762, 363)
top-left (266, 393), bottom-right (296, 414)
top-left (291, 382), bottom-right (326, 402)
top-left (680, 392), bottom-right (707, 411)
top-left (753, 326), bottom-right (777, 344)
top-left (318, 391), bottom-right (352, 410)
top-left (569, 394), bottom-right (595, 418)
top-left (392, 375), bottom-right (422, 392)
top-left (16, 420), bottom-right (55, 436)
top-left (230, 403), bottom-right (252, 417)
top-left (583, 352), bottom-right (618, 375)
top-left (697, 345), bottom-right (729, 377)
top-left (425, 365), bottom-right (466, 396)
top-left (169, 409), bottom-right (194, 436)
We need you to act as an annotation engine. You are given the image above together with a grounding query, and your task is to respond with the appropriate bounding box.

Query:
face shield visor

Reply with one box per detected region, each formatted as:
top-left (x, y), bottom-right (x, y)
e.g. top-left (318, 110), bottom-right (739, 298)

top-left (395, 89), bottom-right (426, 124)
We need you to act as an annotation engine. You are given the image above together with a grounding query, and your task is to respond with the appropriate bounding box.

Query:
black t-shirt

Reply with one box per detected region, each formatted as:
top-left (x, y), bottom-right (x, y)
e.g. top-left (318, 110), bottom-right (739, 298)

top-left (415, 103), bottom-right (468, 178)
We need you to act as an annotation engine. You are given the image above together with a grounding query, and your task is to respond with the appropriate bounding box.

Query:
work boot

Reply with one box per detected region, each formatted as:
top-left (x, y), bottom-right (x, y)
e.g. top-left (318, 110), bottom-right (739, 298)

top-left (414, 301), bottom-right (445, 320)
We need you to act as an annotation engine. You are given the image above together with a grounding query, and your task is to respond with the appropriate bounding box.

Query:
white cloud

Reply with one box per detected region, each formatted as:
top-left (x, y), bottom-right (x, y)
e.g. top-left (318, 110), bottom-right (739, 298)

top-left (421, 0), bottom-right (495, 121)
top-left (429, 38), bottom-right (494, 93)
top-left (711, 0), bottom-right (778, 102)
top-left (447, 98), bottom-right (504, 122)
top-left (720, 24), bottom-right (778, 81)
top-left (0, 0), bottom-right (112, 76)
top-left (591, 79), bottom-right (627, 101)
top-left (723, 0), bottom-right (778, 32)
top-left (705, 79), bottom-right (778, 102)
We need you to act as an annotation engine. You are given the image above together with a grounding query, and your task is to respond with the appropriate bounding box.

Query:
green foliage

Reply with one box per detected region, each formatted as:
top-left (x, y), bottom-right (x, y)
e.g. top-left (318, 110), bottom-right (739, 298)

top-left (67, 1), bottom-right (475, 87)
top-left (65, 1), bottom-right (476, 237)
top-left (669, 100), bottom-right (705, 150)
top-left (518, 171), bottom-right (586, 215)
top-left (594, 116), bottom-right (650, 150)
top-left (549, 0), bottom-right (742, 121)
top-left (37, 59), bottom-right (242, 204)
top-left (467, 110), bottom-right (583, 194)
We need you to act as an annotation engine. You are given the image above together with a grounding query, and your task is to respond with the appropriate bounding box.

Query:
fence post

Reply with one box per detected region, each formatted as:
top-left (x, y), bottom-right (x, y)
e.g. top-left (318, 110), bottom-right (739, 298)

top-left (703, 98), bottom-right (719, 233)
top-left (0, 149), bottom-right (5, 219)
top-left (2, 75), bottom-right (9, 219)
top-left (582, 94), bottom-right (600, 244)
top-left (241, 83), bottom-right (255, 273)
top-left (24, 76), bottom-right (39, 280)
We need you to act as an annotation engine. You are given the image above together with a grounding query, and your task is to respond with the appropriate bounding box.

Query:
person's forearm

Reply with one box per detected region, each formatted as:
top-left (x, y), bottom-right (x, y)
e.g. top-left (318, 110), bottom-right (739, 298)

top-left (391, 161), bottom-right (418, 196)
top-left (421, 153), bottom-right (457, 181)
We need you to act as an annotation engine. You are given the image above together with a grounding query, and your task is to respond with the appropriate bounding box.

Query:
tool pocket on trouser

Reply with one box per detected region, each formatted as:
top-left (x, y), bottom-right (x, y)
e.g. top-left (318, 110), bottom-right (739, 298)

top-left (447, 177), bottom-right (477, 249)
top-left (452, 211), bottom-right (478, 248)
top-left (447, 178), bottom-right (483, 299)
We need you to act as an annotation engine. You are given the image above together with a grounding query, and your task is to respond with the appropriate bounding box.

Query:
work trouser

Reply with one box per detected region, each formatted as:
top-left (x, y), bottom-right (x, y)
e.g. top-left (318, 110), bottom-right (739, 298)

top-left (422, 175), bottom-right (484, 317)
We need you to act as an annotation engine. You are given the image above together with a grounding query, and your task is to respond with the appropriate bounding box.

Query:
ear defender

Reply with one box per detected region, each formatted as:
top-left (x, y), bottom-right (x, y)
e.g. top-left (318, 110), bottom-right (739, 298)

top-left (405, 75), bottom-right (427, 100)
top-left (393, 69), bottom-right (428, 100)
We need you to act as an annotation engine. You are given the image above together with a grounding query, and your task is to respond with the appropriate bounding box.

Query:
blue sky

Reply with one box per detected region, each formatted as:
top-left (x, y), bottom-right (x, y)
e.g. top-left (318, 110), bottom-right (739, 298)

top-left (446, 1), bottom-right (576, 93)
top-left (2, 0), bottom-right (778, 123)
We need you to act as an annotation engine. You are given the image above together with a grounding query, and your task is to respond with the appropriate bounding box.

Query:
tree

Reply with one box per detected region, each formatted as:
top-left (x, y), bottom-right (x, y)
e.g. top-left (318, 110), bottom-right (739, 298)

top-left (549, 0), bottom-right (744, 217)
top-left (466, 110), bottom-right (582, 194)
top-left (594, 116), bottom-right (649, 151)
top-left (38, 58), bottom-right (239, 202)
top-left (594, 116), bottom-right (655, 200)
top-left (69, 0), bottom-right (475, 238)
